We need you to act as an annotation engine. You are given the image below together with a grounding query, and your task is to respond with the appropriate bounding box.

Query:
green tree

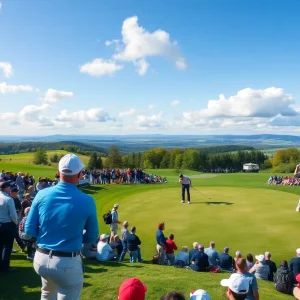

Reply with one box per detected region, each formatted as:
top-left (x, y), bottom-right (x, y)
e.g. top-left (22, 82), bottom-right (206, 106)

top-left (182, 149), bottom-right (200, 170)
top-left (88, 152), bottom-right (103, 169)
top-left (33, 148), bottom-right (48, 165)
top-left (143, 148), bottom-right (166, 169)
top-left (105, 146), bottom-right (122, 168)
top-left (174, 153), bottom-right (183, 169)
top-left (50, 153), bottom-right (59, 163)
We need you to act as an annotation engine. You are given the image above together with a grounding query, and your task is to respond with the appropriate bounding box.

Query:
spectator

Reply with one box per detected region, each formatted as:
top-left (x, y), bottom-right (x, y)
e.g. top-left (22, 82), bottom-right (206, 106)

top-left (81, 239), bottom-right (98, 259)
top-left (126, 226), bottom-right (142, 263)
top-left (166, 234), bottom-right (178, 266)
top-left (0, 181), bottom-right (18, 273)
top-left (293, 274), bottom-right (300, 300)
top-left (156, 222), bottom-right (167, 265)
top-left (110, 235), bottom-right (123, 258)
top-left (220, 273), bottom-right (250, 300)
top-left (189, 242), bottom-right (199, 263)
top-left (190, 244), bottom-right (209, 272)
top-left (249, 254), bottom-right (270, 281)
top-left (175, 246), bottom-right (189, 267)
top-left (21, 193), bottom-right (32, 217)
top-left (190, 289), bottom-right (211, 299)
top-left (274, 260), bottom-right (294, 295)
top-left (246, 254), bottom-right (254, 271)
top-left (96, 234), bottom-right (117, 261)
top-left (264, 251), bottom-right (277, 282)
top-left (220, 247), bottom-right (234, 272)
top-left (161, 292), bottom-right (186, 300)
top-left (118, 278), bottom-right (147, 300)
top-left (289, 248), bottom-right (300, 278)
top-left (120, 221), bottom-right (129, 261)
top-left (205, 241), bottom-right (220, 267)
top-left (235, 251), bottom-right (242, 260)
top-left (110, 203), bottom-right (121, 236)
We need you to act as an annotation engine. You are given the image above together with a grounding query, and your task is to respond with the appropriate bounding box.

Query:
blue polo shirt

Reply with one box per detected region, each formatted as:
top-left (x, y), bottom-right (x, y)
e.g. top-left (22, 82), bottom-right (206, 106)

top-left (25, 181), bottom-right (99, 252)
top-left (156, 229), bottom-right (166, 245)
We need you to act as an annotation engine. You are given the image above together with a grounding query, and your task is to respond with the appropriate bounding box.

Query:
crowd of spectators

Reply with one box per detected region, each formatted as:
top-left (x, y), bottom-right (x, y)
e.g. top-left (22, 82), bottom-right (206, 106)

top-left (267, 175), bottom-right (300, 186)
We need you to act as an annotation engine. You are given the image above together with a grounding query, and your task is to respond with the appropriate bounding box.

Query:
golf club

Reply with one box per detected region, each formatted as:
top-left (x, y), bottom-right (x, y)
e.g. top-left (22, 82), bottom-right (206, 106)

top-left (192, 187), bottom-right (211, 200)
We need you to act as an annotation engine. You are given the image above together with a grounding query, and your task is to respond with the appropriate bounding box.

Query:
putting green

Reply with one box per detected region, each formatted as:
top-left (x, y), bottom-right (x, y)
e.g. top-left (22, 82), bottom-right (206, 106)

top-left (117, 186), bottom-right (299, 262)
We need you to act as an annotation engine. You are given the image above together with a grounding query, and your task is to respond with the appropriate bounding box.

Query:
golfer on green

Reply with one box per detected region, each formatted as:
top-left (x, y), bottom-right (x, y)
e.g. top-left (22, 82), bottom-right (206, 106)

top-left (179, 173), bottom-right (192, 204)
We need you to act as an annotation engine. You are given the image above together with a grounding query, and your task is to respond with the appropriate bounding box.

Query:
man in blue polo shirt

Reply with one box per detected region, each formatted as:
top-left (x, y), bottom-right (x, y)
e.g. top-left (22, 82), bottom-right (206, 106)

top-left (25, 154), bottom-right (99, 300)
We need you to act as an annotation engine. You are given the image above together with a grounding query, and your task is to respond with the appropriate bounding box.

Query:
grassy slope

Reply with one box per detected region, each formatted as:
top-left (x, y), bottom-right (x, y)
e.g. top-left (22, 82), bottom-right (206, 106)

top-left (1, 167), bottom-right (299, 299)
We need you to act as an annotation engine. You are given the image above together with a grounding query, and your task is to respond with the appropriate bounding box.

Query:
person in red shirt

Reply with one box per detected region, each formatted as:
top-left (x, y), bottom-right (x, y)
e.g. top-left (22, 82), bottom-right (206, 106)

top-left (165, 234), bottom-right (178, 265)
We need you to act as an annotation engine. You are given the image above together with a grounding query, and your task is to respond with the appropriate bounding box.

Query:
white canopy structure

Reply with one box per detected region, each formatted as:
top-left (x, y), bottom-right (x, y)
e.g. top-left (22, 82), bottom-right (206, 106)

top-left (243, 163), bottom-right (259, 172)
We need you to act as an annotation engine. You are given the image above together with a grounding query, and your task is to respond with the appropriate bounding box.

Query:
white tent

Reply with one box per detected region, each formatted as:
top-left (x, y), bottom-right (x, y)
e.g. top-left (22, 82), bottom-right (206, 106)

top-left (243, 163), bottom-right (259, 172)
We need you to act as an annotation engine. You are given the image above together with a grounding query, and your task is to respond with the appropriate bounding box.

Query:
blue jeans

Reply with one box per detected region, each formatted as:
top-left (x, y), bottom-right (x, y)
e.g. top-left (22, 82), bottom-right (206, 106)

top-left (120, 240), bottom-right (127, 261)
top-left (166, 253), bottom-right (175, 265)
top-left (129, 250), bottom-right (138, 263)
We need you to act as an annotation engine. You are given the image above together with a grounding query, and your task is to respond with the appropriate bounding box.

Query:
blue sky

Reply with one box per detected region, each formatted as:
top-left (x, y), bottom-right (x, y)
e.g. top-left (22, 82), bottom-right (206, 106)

top-left (0, 0), bottom-right (300, 135)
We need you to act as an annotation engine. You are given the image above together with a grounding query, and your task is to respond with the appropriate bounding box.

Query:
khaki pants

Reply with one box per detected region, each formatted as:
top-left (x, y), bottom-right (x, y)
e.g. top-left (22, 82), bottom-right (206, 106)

top-left (156, 244), bottom-right (166, 265)
top-left (34, 251), bottom-right (83, 300)
top-left (110, 223), bottom-right (118, 236)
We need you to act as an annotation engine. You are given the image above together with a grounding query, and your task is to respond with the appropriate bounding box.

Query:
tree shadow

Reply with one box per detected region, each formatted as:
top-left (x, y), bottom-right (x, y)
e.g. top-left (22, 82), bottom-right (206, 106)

top-left (80, 185), bottom-right (107, 194)
top-left (192, 201), bottom-right (233, 205)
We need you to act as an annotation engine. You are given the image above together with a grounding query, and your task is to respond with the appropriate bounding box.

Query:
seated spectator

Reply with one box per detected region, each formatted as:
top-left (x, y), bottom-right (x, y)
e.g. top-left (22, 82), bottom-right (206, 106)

top-left (246, 253), bottom-right (254, 271)
top-left (220, 273), bottom-right (250, 300)
top-left (118, 278), bottom-right (147, 300)
top-left (189, 242), bottom-right (199, 263)
top-left (235, 251), bottom-right (242, 260)
top-left (264, 251), bottom-right (277, 282)
top-left (19, 207), bottom-right (35, 260)
top-left (190, 244), bottom-right (209, 272)
top-left (204, 241), bottom-right (220, 267)
top-left (249, 254), bottom-right (270, 280)
top-left (126, 226), bottom-right (142, 263)
top-left (81, 239), bottom-right (98, 259)
top-left (110, 235), bottom-right (123, 258)
top-left (175, 246), bottom-right (189, 267)
top-left (289, 248), bottom-right (300, 278)
top-left (161, 292), bottom-right (186, 300)
top-left (190, 289), bottom-right (211, 299)
top-left (96, 234), bottom-right (117, 261)
top-left (274, 260), bottom-right (294, 295)
top-left (219, 247), bottom-right (234, 272)
top-left (166, 234), bottom-right (178, 266)
top-left (293, 274), bottom-right (300, 300)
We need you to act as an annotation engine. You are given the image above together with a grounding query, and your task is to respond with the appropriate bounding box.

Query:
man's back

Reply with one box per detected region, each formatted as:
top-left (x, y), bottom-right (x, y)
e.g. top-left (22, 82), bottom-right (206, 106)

top-left (25, 182), bottom-right (98, 252)
top-left (97, 241), bottom-right (112, 261)
top-left (126, 233), bottom-right (141, 251)
top-left (265, 259), bottom-right (277, 281)
top-left (189, 248), bottom-right (198, 261)
top-left (193, 251), bottom-right (209, 271)
top-left (219, 253), bottom-right (233, 269)
top-left (205, 247), bottom-right (220, 266)
top-left (240, 272), bottom-right (258, 300)
top-left (290, 257), bottom-right (300, 276)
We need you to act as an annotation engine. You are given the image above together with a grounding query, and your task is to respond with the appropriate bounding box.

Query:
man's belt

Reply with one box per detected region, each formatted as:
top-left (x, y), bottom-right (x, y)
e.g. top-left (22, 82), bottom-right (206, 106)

top-left (37, 247), bottom-right (80, 257)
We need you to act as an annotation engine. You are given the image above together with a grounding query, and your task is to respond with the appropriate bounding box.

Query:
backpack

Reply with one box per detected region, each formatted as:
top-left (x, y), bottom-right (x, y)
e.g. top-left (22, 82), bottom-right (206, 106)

top-left (102, 211), bottom-right (112, 225)
top-left (275, 271), bottom-right (293, 294)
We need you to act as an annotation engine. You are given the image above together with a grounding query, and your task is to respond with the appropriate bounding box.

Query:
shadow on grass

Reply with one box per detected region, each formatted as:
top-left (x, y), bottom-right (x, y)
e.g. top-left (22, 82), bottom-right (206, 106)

top-left (80, 185), bottom-right (107, 194)
top-left (192, 201), bottom-right (233, 205)
top-left (84, 260), bottom-right (145, 273)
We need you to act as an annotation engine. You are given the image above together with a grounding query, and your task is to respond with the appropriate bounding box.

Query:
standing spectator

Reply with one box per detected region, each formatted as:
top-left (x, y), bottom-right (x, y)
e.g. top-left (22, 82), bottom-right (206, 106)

top-left (126, 226), bottom-right (142, 263)
top-left (274, 260), bottom-right (294, 295)
top-left (246, 254), bottom-right (254, 271)
top-left (165, 234), bottom-right (178, 266)
top-left (0, 181), bottom-right (18, 273)
top-left (118, 278), bottom-right (147, 300)
top-left (205, 241), bottom-right (220, 267)
top-left (120, 221), bottom-right (129, 261)
top-left (25, 154), bottom-right (99, 300)
top-left (289, 248), bottom-right (300, 278)
top-left (110, 203), bottom-right (121, 236)
top-left (250, 254), bottom-right (270, 281)
top-left (219, 247), bottom-right (234, 272)
top-left (35, 178), bottom-right (48, 193)
top-left (156, 222), bottom-right (167, 265)
top-left (235, 258), bottom-right (259, 300)
top-left (21, 193), bottom-right (32, 217)
top-left (190, 244), bottom-right (209, 272)
top-left (264, 251), bottom-right (277, 282)
top-left (189, 242), bottom-right (199, 263)
top-left (179, 173), bottom-right (192, 204)
top-left (15, 172), bottom-right (24, 198)
top-left (96, 234), bottom-right (117, 261)
top-left (220, 273), bottom-right (250, 300)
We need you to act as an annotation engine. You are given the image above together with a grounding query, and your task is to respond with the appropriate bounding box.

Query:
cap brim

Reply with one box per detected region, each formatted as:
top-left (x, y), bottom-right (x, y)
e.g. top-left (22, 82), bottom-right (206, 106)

top-left (220, 279), bottom-right (229, 287)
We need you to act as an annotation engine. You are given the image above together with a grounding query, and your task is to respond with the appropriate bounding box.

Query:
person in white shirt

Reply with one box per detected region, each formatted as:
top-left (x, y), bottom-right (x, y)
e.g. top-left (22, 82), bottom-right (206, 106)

top-left (96, 234), bottom-right (117, 261)
top-left (179, 174), bottom-right (192, 204)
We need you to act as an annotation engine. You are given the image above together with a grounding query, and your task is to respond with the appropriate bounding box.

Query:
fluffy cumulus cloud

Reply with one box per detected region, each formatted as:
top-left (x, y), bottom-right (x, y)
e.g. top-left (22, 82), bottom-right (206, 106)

top-left (171, 100), bottom-right (180, 106)
top-left (148, 104), bottom-right (155, 109)
top-left (19, 104), bottom-right (53, 125)
top-left (183, 87), bottom-right (298, 129)
top-left (80, 59), bottom-right (124, 77)
top-left (0, 82), bottom-right (34, 93)
top-left (119, 108), bottom-right (140, 118)
top-left (135, 112), bottom-right (165, 129)
top-left (0, 62), bottom-right (13, 78)
top-left (44, 89), bottom-right (73, 103)
top-left (134, 58), bottom-right (149, 76)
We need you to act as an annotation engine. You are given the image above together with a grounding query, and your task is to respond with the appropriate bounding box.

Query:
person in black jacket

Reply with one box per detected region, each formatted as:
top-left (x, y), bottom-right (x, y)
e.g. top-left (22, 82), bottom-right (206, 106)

top-left (265, 251), bottom-right (277, 281)
top-left (190, 244), bottom-right (209, 272)
top-left (126, 226), bottom-right (142, 263)
top-left (274, 260), bottom-right (294, 295)
top-left (290, 248), bottom-right (300, 278)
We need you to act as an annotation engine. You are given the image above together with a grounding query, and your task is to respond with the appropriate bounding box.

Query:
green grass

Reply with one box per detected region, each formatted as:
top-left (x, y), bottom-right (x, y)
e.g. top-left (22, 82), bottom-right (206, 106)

top-left (1, 165), bottom-right (300, 299)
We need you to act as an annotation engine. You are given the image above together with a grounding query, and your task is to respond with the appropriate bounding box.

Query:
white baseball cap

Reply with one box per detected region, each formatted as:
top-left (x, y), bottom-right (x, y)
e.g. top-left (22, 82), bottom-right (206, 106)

top-left (100, 234), bottom-right (110, 241)
top-left (221, 274), bottom-right (249, 295)
top-left (190, 289), bottom-right (211, 300)
top-left (296, 248), bottom-right (300, 254)
top-left (114, 203), bottom-right (119, 208)
top-left (58, 154), bottom-right (84, 176)
top-left (255, 254), bottom-right (265, 262)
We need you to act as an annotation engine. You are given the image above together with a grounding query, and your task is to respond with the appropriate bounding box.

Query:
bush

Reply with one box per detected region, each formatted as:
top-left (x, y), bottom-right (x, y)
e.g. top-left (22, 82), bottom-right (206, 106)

top-left (272, 163), bottom-right (295, 174)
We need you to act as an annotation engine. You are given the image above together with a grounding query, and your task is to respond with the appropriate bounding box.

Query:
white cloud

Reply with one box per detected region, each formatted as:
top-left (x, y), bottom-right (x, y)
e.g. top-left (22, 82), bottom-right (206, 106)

top-left (269, 115), bottom-right (300, 127)
top-left (44, 89), bottom-right (73, 103)
top-left (0, 1), bottom-right (2, 10)
top-left (80, 58), bottom-right (123, 77)
top-left (112, 16), bottom-right (187, 75)
top-left (0, 62), bottom-right (13, 78)
top-left (19, 104), bottom-right (52, 124)
top-left (136, 112), bottom-right (164, 128)
top-left (171, 100), bottom-right (180, 106)
top-left (134, 58), bottom-right (149, 76)
top-left (148, 104), bottom-right (155, 109)
top-left (56, 108), bottom-right (113, 123)
top-left (119, 108), bottom-right (139, 118)
top-left (0, 82), bottom-right (34, 93)
top-left (105, 39), bottom-right (120, 47)
top-left (0, 112), bottom-right (17, 121)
